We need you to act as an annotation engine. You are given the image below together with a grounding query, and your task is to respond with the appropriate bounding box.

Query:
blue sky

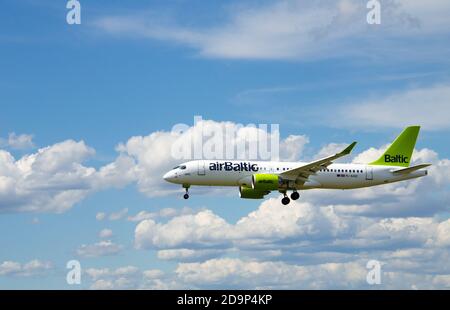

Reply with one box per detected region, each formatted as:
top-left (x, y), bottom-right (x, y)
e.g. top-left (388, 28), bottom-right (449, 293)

top-left (1, 0), bottom-right (450, 289)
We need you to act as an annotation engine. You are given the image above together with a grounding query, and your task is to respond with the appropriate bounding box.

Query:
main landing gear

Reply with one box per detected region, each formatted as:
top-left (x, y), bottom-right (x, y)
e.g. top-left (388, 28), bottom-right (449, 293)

top-left (290, 191), bottom-right (300, 201)
top-left (183, 184), bottom-right (190, 199)
top-left (281, 191), bottom-right (300, 205)
top-left (281, 195), bottom-right (290, 205)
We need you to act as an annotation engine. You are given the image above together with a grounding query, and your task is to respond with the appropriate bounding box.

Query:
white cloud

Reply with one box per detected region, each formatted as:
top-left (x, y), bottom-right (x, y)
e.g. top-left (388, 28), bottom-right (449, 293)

top-left (0, 139), bottom-right (136, 213)
top-left (116, 119), bottom-right (303, 197)
top-left (0, 259), bottom-right (52, 277)
top-left (131, 175), bottom-right (450, 289)
top-left (0, 119), bottom-right (304, 213)
top-left (127, 207), bottom-right (198, 222)
top-left (135, 210), bottom-right (231, 249)
top-left (0, 140), bottom-right (98, 213)
top-left (21, 260), bottom-right (53, 276)
top-left (96, 212), bottom-right (106, 221)
top-left (108, 208), bottom-right (128, 221)
top-left (279, 135), bottom-right (309, 161)
top-left (143, 269), bottom-right (164, 280)
top-left (436, 220), bottom-right (450, 247)
top-left (157, 248), bottom-right (226, 262)
top-left (85, 265), bottom-right (162, 290)
top-left (0, 133), bottom-right (35, 150)
top-left (0, 261), bottom-right (21, 276)
top-left (296, 146), bottom-right (450, 218)
top-left (134, 197), bottom-right (449, 256)
top-left (94, 0), bottom-right (450, 60)
top-left (175, 258), bottom-right (367, 289)
top-left (114, 266), bottom-right (139, 277)
top-left (84, 268), bottom-right (110, 280)
top-left (334, 84), bottom-right (450, 130)
top-left (315, 143), bottom-right (350, 161)
top-left (0, 140), bottom-right (96, 213)
top-left (76, 240), bottom-right (123, 258)
top-left (99, 228), bottom-right (113, 239)
top-left (90, 279), bottom-right (114, 290)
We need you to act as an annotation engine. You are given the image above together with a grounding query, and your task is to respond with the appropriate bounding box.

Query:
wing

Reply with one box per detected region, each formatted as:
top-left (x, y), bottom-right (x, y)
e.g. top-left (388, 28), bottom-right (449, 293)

top-left (280, 142), bottom-right (357, 182)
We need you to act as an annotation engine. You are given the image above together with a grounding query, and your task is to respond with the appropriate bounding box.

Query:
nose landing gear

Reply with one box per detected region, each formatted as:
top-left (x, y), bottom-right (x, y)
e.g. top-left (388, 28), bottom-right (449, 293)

top-left (183, 184), bottom-right (190, 199)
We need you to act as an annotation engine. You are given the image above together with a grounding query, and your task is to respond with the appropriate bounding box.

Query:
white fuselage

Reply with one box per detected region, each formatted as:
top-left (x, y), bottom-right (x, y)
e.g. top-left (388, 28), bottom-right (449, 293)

top-left (163, 160), bottom-right (427, 190)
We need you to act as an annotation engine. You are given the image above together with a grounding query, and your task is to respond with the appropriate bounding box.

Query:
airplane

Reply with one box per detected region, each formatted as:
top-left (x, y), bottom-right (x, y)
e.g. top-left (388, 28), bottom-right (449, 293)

top-left (163, 126), bottom-right (431, 205)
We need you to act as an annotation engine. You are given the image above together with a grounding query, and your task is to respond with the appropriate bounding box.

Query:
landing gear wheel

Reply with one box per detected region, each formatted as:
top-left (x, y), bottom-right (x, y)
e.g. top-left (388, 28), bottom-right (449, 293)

top-left (290, 191), bottom-right (300, 200)
top-left (281, 196), bottom-right (291, 205)
top-left (183, 193), bottom-right (189, 199)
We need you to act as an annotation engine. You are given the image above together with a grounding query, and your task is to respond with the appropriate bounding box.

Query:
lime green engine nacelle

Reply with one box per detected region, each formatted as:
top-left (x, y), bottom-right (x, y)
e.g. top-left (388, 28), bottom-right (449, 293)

top-left (252, 173), bottom-right (281, 191)
top-left (239, 174), bottom-right (281, 199)
top-left (239, 185), bottom-right (270, 199)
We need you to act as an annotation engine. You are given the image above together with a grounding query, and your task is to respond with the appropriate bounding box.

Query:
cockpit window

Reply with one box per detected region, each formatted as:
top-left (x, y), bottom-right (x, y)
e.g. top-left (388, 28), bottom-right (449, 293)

top-left (180, 165), bottom-right (187, 170)
top-left (172, 166), bottom-right (180, 170)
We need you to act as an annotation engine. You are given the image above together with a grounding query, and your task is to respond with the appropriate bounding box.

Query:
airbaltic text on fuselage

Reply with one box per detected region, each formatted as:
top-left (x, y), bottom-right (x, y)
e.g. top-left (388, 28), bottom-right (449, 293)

top-left (385, 154), bottom-right (409, 163)
top-left (209, 162), bottom-right (259, 172)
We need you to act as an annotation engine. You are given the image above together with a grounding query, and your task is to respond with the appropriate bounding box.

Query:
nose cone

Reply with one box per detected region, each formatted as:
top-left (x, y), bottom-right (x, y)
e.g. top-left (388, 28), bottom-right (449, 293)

top-left (163, 171), bottom-right (175, 183)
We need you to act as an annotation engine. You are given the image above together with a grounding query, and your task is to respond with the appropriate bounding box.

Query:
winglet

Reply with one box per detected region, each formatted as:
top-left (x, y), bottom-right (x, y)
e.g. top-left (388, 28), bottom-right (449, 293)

top-left (340, 141), bottom-right (357, 155)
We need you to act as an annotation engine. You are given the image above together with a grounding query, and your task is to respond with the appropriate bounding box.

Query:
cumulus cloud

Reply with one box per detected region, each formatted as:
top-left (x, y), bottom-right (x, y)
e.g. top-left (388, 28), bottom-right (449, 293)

top-left (132, 188), bottom-right (450, 288)
top-left (135, 199), bottom-right (354, 256)
top-left (94, 0), bottom-right (450, 61)
top-left (279, 135), bottom-right (309, 161)
top-left (143, 269), bottom-right (164, 279)
top-left (175, 258), bottom-right (367, 289)
top-left (135, 210), bottom-right (231, 250)
top-left (115, 118), bottom-right (305, 197)
top-left (0, 259), bottom-right (52, 277)
top-left (0, 140), bottom-right (134, 213)
top-left (85, 265), bottom-right (164, 290)
top-left (157, 249), bottom-right (227, 262)
top-left (135, 187), bottom-right (449, 255)
top-left (76, 240), bottom-right (123, 258)
top-left (0, 119), bottom-right (307, 213)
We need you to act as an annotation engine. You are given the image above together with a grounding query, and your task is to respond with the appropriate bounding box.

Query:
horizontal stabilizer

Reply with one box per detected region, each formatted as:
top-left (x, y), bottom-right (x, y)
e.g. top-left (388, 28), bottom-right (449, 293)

top-left (392, 163), bottom-right (431, 175)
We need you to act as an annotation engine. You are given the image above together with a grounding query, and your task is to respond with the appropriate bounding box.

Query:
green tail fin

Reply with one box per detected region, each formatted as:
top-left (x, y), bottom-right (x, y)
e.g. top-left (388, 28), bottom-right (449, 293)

top-left (370, 126), bottom-right (420, 167)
